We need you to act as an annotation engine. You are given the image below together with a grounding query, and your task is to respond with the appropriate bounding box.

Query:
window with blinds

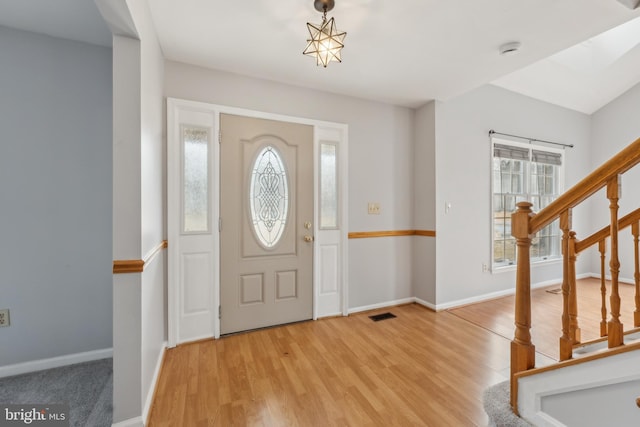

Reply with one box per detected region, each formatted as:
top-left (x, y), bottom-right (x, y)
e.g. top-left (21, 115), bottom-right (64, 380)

top-left (492, 139), bottom-right (564, 269)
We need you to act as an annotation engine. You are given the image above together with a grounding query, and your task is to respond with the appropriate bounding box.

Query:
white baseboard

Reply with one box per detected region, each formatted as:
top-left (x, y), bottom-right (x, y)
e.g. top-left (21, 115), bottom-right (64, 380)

top-left (316, 311), bottom-right (345, 319)
top-left (414, 297), bottom-right (436, 311)
top-left (0, 348), bottom-right (113, 378)
top-left (576, 272), bottom-right (592, 281)
top-left (348, 297), bottom-right (415, 314)
top-left (143, 343), bottom-right (167, 425)
top-left (346, 275), bottom-right (584, 315)
top-left (112, 416), bottom-right (143, 427)
top-left (432, 275), bottom-right (593, 311)
top-left (588, 272), bottom-right (635, 285)
top-left (434, 289), bottom-right (520, 311)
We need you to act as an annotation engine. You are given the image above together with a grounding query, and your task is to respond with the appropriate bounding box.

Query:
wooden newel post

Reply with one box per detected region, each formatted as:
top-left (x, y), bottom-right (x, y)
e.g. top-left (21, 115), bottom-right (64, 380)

top-left (510, 201), bottom-right (535, 411)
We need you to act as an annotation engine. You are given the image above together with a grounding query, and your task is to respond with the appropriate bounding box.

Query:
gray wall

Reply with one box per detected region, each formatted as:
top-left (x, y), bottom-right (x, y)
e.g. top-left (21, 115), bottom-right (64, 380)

top-left (0, 26), bottom-right (112, 365)
top-left (433, 84), bottom-right (593, 305)
top-left (164, 61), bottom-right (416, 309)
top-left (412, 101), bottom-right (437, 303)
top-left (590, 81), bottom-right (640, 281)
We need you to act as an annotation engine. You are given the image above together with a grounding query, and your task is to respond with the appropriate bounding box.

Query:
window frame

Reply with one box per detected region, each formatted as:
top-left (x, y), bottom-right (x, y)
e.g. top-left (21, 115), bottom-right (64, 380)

top-left (490, 137), bottom-right (565, 272)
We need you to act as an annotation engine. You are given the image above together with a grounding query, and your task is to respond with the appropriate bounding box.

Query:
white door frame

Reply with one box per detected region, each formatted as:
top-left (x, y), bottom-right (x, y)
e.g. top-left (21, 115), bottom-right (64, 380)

top-left (168, 98), bottom-right (349, 346)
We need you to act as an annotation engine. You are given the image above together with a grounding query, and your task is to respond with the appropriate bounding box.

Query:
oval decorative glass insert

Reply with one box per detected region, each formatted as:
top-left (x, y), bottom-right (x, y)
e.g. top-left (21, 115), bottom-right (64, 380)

top-left (250, 146), bottom-right (289, 248)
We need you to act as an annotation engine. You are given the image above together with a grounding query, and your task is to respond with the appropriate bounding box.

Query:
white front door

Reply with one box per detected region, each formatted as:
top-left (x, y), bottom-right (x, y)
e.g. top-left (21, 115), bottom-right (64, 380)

top-left (220, 114), bottom-right (314, 334)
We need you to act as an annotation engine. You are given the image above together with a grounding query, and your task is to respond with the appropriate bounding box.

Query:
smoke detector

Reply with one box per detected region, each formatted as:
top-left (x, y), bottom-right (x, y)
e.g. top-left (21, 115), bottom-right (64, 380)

top-left (499, 42), bottom-right (521, 56)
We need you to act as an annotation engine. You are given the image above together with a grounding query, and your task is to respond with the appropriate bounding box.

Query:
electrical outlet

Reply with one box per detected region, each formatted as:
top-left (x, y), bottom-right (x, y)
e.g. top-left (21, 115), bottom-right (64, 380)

top-left (0, 309), bottom-right (9, 327)
top-left (368, 202), bottom-right (381, 215)
top-left (482, 263), bottom-right (488, 273)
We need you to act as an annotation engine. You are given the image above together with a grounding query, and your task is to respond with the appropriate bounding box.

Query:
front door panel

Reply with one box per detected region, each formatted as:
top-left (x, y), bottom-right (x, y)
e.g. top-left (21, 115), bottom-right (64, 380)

top-left (220, 114), bottom-right (313, 334)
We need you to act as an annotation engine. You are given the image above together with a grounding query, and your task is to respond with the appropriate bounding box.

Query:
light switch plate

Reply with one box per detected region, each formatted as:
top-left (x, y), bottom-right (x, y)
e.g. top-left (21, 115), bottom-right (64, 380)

top-left (0, 309), bottom-right (9, 327)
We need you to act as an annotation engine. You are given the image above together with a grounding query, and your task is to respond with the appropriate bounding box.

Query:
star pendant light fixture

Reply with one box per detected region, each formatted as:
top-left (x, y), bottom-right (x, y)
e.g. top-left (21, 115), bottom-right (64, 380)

top-left (303, 0), bottom-right (347, 67)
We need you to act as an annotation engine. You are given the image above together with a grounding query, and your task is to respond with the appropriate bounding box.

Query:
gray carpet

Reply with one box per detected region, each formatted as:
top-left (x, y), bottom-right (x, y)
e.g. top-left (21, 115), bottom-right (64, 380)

top-left (0, 358), bottom-right (112, 427)
top-left (483, 380), bottom-right (533, 427)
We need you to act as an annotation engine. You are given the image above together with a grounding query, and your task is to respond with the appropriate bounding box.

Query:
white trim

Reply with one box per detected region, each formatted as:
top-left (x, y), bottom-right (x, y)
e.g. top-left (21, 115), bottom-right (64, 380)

top-left (430, 274), bottom-right (590, 311)
top-left (167, 97), bottom-right (178, 348)
top-left (0, 348), bottom-right (113, 378)
top-left (312, 130), bottom-right (320, 321)
top-left (434, 280), bottom-right (556, 311)
top-left (111, 417), bottom-right (144, 427)
top-left (339, 273), bottom-right (599, 314)
top-left (532, 412), bottom-right (566, 427)
top-left (142, 343), bottom-right (166, 425)
top-left (414, 297), bottom-right (437, 311)
top-left (167, 98), bottom-right (348, 343)
top-left (317, 311), bottom-right (345, 318)
top-left (340, 129), bottom-right (349, 317)
top-left (345, 274), bottom-right (587, 314)
top-left (490, 136), bottom-right (565, 271)
top-left (491, 258), bottom-right (562, 274)
top-left (348, 297), bottom-right (416, 314)
top-left (175, 334), bottom-right (214, 346)
top-left (588, 272), bottom-right (635, 285)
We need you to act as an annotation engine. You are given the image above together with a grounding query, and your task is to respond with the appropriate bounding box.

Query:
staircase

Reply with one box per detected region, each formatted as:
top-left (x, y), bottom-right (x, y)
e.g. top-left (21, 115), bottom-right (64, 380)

top-left (509, 137), bottom-right (640, 426)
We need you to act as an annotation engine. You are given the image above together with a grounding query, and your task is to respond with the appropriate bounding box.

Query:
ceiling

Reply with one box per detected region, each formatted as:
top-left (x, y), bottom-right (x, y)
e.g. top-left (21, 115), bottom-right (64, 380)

top-left (2, 0), bottom-right (640, 113)
top-left (493, 14), bottom-right (640, 114)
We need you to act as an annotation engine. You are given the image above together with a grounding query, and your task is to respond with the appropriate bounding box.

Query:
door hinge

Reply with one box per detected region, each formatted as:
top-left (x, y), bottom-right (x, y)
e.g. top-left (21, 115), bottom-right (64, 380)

top-left (218, 217), bottom-right (222, 232)
top-left (218, 305), bottom-right (221, 319)
top-left (218, 130), bottom-right (221, 144)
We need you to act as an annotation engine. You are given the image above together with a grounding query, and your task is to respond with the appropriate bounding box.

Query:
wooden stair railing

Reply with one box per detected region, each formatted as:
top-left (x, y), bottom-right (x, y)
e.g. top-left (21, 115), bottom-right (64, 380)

top-left (510, 136), bottom-right (640, 412)
top-left (573, 208), bottom-right (640, 341)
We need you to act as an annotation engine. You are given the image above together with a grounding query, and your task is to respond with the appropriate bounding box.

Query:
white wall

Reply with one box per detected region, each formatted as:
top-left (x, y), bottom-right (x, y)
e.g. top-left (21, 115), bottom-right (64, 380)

top-left (111, 31), bottom-right (143, 423)
top-left (434, 85), bottom-right (592, 305)
top-left (518, 348), bottom-right (640, 427)
top-left (589, 81), bottom-right (640, 282)
top-left (103, 0), bottom-right (166, 423)
top-left (543, 379), bottom-right (640, 426)
top-left (134, 0), bottom-right (167, 418)
top-left (412, 101), bottom-right (437, 304)
top-left (0, 26), bottom-right (112, 366)
top-left (163, 62), bottom-right (416, 309)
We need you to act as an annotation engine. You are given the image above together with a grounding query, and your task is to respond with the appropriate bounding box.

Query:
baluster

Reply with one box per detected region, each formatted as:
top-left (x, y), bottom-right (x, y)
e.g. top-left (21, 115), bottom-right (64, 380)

top-left (607, 176), bottom-right (624, 348)
top-left (568, 231), bottom-right (580, 345)
top-left (599, 239), bottom-right (608, 337)
top-left (559, 211), bottom-right (573, 361)
top-left (633, 222), bottom-right (640, 328)
top-left (511, 201), bottom-right (535, 411)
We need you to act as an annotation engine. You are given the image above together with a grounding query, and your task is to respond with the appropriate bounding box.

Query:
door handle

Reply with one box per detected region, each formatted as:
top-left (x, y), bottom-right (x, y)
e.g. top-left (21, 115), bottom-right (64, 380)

top-left (304, 235), bottom-right (314, 242)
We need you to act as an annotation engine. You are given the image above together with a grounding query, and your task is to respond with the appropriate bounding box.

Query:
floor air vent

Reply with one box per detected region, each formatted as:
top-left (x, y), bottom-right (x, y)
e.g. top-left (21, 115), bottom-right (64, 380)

top-left (369, 312), bottom-right (396, 322)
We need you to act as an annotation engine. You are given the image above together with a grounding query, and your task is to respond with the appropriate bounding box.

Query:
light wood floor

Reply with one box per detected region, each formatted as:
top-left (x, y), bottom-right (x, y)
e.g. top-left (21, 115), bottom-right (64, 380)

top-left (148, 278), bottom-right (638, 426)
top-left (449, 278), bottom-right (637, 360)
top-left (148, 304), bottom-right (510, 426)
